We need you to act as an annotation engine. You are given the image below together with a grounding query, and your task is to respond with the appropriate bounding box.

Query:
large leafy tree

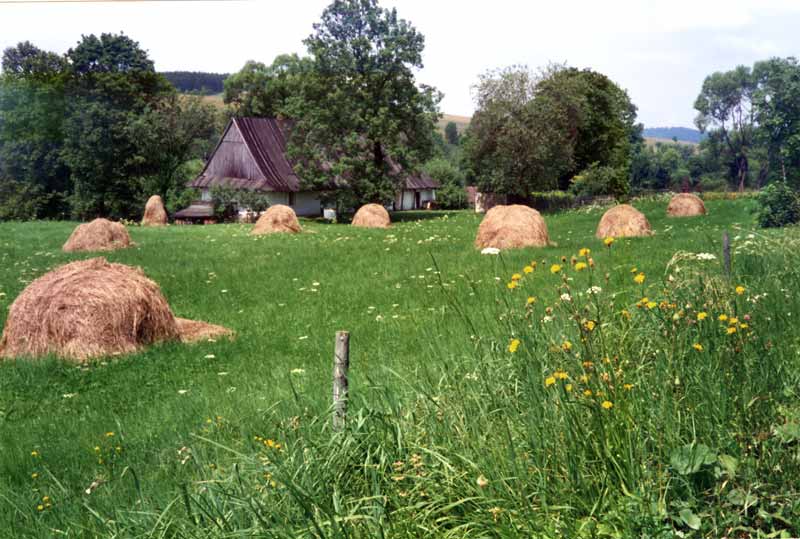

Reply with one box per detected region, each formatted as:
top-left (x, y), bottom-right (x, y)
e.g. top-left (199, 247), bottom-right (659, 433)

top-left (465, 65), bottom-right (637, 199)
top-left (0, 42), bottom-right (70, 218)
top-left (223, 55), bottom-right (313, 118)
top-left (694, 65), bottom-right (757, 192)
top-left (286, 0), bottom-right (441, 209)
top-left (61, 33), bottom-right (174, 218)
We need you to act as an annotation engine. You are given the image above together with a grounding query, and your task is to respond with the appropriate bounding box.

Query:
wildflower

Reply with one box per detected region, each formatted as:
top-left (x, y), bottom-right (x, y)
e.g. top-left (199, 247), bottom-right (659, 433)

top-left (105, 432), bottom-right (114, 438)
top-left (696, 253), bottom-right (716, 261)
top-left (508, 339), bottom-right (521, 353)
top-left (575, 262), bottom-right (588, 271)
top-left (603, 237), bottom-right (614, 247)
top-left (580, 374), bottom-right (590, 383)
top-left (560, 293), bottom-right (572, 302)
top-left (634, 273), bottom-right (645, 285)
top-left (583, 389), bottom-right (593, 397)
top-left (481, 247), bottom-right (500, 255)
top-left (31, 473), bottom-right (38, 479)
top-left (550, 264), bottom-right (562, 274)
top-left (523, 266), bottom-right (533, 274)
top-left (506, 281), bottom-right (517, 290)
top-left (588, 257), bottom-right (595, 268)
top-left (727, 327), bottom-right (737, 335)
top-left (621, 309), bottom-right (631, 319)
top-left (718, 314), bottom-right (728, 322)
top-left (511, 273), bottom-right (522, 281)
top-left (623, 383), bottom-right (634, 390)
top-left (561, 256), bottom-right (567, 263)
top-left (30, 451), bottom-right (39, 457)
top-left (554, 370), bottom-right (569, 380)
top-left (526, 296), bottom-right (536, 305)
top-left (740, 323), bottom-right (749, 329)
top-left (588, 286), bottom-right (602, 294)
top-left (476, 474), bottom-right (489, 488)
top-left (36, 505), bottom-right (44, 512)
top-left (630, 267), bottom-right (638, 273)
top-left (529, 261), bottom-right (538, 269)
top-left (565, 384), bottom-right (573, 392)
top-left (736, 286), bottom-right (745, 295)
top-left (692, 343), bottom-right (703, 352)
top-left (697, 312), bottom-right (708, 321)
top-left (579, 248), bottom-right (591, 257)
top-left (545, 376), bottom-right (556, 387)
top-left (584, 320), bottom-right (596, 331)
top-left (728, 317), bottom-right (739, 325)
top-left (561, 341), bottom-right (573, 352)
top-left (646, 301), bottom-right (657, 309)
top-left (601, 400), bottom-right (613, 410)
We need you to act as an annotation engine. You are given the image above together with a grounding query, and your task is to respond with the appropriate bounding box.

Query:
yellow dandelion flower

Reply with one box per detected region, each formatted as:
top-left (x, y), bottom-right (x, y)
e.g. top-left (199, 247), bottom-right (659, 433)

top-left (36, 505), bottom-right (44, 512)
top-left (507, 281), bottom-right (517, 290)
top-left (105, 432), bottom-right (114, 438)
top-left (697, 312), bottom-right (708, 321)
top-left (601, 400), bottom-right (613, 410)
top-left (727, 327), bottom-right (737, 335)
top-left (561, 341), bottom-right (572, 352)
top-left (575, 262), bottom-right (588, 271)
top-left (565, 384), bottom-right (573, 392)
top-left (728, 317), bottom-right (739, 325)
top-left (735, 286), bottom-right (745, 295)
top-left (584, 320), bottom-right (596, 331)
top-left (634, 273), bottom-right (645, 285)
top-left (550, 264), bottom-right (562, 274)
top-left (692, 343), bottom-right (703, 352)
top-left (523, 265), bottom-right (533, 274)
top-left (508, 338), bottom-right (521, 353)
top-left (42, 496), bottom-right (50, 503)
top-left (603, 237), bottom-right (615, 247)
top-left (511, 273), bottom-right (522, 281)
top-left (530, 261), bottom-right (538, 269)
top-left (646, 301), bottom-right (657, 309)
top-left (579, 248), bottom-right (591, 257)
top-left (526, 296), bottom-right (536, 305)
top-left (630, 267), bottom-right (638, 273)
top-left (545, 376), bottom-right (556, 387)
top-left (739, 323), bottom-right (749, 329)
top-left (580, 374), bottom-right (590, 383)
top-left (621, 309), bottom-right (631, 319)
top-left (30, 451), bottom-right (39, 457)
top-left (583, 389), bottom-right (593, 397)
top-left (554, 370), bottom-right (569, 380)
top-left (718, 314), bottom-right (728, 322)
top-left (623, 383), bottom-right (634, 390)
top-left (31, 473), bottom-right (38, 479)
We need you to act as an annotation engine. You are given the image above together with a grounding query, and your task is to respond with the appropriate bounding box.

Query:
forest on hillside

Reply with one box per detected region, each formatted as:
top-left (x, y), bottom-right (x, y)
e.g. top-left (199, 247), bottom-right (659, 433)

top-left (161, 71), bottom-right (228, 94)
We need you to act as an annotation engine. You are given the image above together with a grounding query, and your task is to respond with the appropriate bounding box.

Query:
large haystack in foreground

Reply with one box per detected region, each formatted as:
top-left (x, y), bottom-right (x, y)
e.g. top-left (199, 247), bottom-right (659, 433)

top-left (0, 258), bottom-right (231, 361)
top-left (142, 195), bottom-right (168, 226)
top-left (63, 218), bottom-right (132, 253)
top-left (667, 193), bottom-right (706, 217)
top-left (352, 204), bottom-right (391, 228)
top-left (474, 205), bottom-right (550, 250)
top-left (595, 204), bottom-right (652, 238)
top-left (251, 205), bottom-right (301, 235)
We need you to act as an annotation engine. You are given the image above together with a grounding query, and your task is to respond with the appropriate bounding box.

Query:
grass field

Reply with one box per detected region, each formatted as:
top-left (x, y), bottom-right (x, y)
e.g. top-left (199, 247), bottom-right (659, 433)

top-left (2, 197), bottom-right (800, 537)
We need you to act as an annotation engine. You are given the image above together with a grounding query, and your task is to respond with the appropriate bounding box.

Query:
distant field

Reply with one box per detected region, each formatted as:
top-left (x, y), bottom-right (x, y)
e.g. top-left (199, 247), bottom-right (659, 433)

top-left (436, 113), bottom-right (471, 134)
top-left (644, 136), bottom-right (698, 147)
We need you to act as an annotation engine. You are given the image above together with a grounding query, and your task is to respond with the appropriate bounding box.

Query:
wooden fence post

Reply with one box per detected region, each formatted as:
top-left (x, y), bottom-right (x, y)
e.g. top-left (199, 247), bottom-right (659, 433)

top-left (332, 331), bottom-right (350, 432)
top-left (722, 231), bottom-right (731, 278)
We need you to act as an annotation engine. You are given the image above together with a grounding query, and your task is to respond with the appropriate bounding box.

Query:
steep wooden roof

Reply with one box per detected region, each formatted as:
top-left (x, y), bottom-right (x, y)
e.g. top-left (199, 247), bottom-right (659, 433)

top-left (190, 117), bottom-right (439, 193)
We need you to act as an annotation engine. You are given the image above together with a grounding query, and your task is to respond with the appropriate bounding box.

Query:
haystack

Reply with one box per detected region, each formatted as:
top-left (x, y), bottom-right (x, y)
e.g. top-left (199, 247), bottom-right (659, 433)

top-left (63, 218), bottom-right (132, 253)
top-left (251, 205), bottom-right (301, 235)
top-left (142, 195), bottom-right (168, 226)
top-left (352, 203), bottom-right (391, 228)
top-left (595, 204), bottom-right (652, 238)
top-left (667, 193), bottom-right (706, 217)
top-left (474, 205), bottom-right (550, 250)
top-left (0, 258), bottom-right (232, 361)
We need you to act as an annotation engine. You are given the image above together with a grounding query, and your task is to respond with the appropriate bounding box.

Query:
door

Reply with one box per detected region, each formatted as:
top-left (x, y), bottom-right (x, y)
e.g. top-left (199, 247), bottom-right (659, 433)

top-left (414, 191), bottom-right (421, 209)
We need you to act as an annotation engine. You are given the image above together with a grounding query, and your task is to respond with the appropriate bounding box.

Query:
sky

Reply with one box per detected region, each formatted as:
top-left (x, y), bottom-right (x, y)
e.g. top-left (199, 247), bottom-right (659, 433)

top-left (1, 0), bottom-right (799, 127)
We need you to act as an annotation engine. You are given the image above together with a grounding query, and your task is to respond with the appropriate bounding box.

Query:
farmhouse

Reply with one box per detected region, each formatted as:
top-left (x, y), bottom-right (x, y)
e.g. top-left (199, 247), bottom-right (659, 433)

top-left (179, 117), bottom-right (438, 218)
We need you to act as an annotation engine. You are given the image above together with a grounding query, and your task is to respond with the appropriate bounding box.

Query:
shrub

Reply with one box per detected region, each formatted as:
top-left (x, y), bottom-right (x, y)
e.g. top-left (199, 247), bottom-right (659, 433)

top-left (423, 158), bottom-right (467, 209)
top-left (569, 162), bottom-right (629, 198)
top-left (0, 179), bottom-right (46, 221)
top-left (530, 191), bottom-right (576, 213)
top-left (756, 181), bottom-right (800, 228)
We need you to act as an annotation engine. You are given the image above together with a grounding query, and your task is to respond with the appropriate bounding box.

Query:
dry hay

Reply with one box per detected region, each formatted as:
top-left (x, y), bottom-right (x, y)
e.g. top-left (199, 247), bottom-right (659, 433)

top-left (0, 258), bottom-right (232, 361)
top-left (63, 218), bottom-right (133, 253)
top-left (595, 204), bottom-right (652, 239)
top-left (474, 204), bottom-right (550, 250)
top-left (667, 193), bottom-right (706, 217)
top-left (352, 203), bottom-right (391, 228)
top-left (142, 195), bottom-right (168, 226)
top-left (175, 318), bottom-right (233, 343)
top-left (251, 205), bottom-right (301, 235)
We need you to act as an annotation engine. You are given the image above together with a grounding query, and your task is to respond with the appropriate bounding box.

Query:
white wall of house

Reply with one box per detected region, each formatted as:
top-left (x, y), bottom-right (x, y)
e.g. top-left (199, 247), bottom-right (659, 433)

top-left (200, 188), bottom-right (322, 217)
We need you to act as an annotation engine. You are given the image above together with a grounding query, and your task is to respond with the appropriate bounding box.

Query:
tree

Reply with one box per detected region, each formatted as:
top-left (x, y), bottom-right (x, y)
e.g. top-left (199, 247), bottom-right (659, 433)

top-left (694, 65), bottom-right (756, 191)
top-left (752, 57), bottom-right (800, 186)
top-left (444, 121), bottom-right (459, 145)
top-left (61, 33), bottom-right (173, 219)
top-left (286, 0), bottom-right (441, 210)
top-left (0, 43), bottom-right (70, 217)
top-left (465, 64), bottom-right (636, 199)
top-left (223, 55), bottom-right (314, 117)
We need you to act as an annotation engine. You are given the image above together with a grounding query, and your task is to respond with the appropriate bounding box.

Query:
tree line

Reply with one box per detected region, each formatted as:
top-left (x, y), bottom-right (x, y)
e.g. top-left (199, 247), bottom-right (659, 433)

top-left (161, 71), bottom-right (228, 95)
top-left (0, 36), bottom-right (221, 221)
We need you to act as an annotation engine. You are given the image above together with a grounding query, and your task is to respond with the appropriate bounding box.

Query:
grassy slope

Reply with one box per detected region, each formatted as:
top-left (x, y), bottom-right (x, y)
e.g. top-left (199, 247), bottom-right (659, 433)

top-left (1, 198), bottom-right (798, 536)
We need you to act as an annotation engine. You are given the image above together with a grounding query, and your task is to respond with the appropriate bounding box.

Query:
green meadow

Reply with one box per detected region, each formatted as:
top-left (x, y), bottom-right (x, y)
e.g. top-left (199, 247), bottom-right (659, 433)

top-left (1, 196), bottom-right (800, 537)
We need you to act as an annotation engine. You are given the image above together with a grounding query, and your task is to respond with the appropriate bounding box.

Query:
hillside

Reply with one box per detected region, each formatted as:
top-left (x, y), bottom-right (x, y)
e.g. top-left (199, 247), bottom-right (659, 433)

top-left (642, 126), bottom-right (704, 144)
